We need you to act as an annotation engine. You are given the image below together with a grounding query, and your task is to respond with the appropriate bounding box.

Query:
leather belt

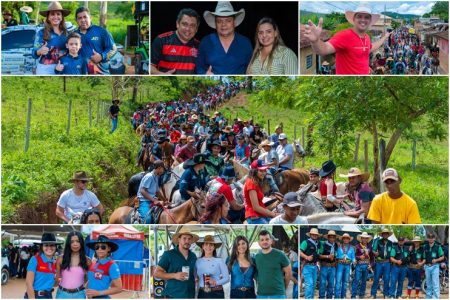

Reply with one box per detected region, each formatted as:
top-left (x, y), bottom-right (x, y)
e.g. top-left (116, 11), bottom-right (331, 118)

top-left (338, 259), bottom-right (351, 264)
top-left (34, 289), bottom-right (54, 297)
top-left (376, 259), bottom-right (389, 263)
top-left (58, 285), bottom-right (85, 293)
top-left (304, 262), bottom-right (317, 265)
top-left (320, 262), bottom-right (337, 267)
top-left (235, 287), bottom-right (253, 292)
top-left (201, 286), bottom-right (223, 292)
top-left (409, 264), bottom-right (422, 269)
top-left (357, 259), bottom-right (370, 264)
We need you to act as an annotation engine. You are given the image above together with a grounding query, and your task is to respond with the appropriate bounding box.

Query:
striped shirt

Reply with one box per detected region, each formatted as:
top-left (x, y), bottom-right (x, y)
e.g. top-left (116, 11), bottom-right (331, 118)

top-left (151, 31), bottom-right (199, 74)
top-left (247, 45), bottom-right (298, 75)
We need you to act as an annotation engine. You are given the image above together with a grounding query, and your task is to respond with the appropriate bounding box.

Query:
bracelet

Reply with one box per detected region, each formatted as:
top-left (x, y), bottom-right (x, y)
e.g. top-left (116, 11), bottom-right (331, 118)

top-left (99, 290), bottom-right (104, 296)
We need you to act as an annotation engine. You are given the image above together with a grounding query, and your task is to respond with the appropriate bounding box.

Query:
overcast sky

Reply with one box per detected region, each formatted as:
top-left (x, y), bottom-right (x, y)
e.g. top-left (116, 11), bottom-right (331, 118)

top-left (300, 1), bottom-right (436, 16)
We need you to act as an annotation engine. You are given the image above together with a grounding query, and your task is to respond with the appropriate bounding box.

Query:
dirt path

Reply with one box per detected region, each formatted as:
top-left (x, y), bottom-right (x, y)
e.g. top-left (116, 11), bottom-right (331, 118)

top-left (1, 277), bottom-right (149, 299)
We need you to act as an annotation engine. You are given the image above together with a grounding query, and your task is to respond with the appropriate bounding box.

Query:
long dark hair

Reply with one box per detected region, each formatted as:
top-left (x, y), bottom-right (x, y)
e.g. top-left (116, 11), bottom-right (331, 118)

top-left (61, 231), bottom-right (89, 271)
top-left (43, 12), bottom-right (68, 41)
top-left (248, 168), bottom-right (263, 186)
top-left (227, 235), bottom-right (253, 271)
top-left (199, 193), bottom-right (227, 224)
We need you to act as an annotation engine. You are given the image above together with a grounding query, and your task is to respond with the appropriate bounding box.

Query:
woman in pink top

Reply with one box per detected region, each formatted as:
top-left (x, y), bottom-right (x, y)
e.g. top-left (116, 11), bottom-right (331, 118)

top-left (56, 231), bottom-right (91, 298)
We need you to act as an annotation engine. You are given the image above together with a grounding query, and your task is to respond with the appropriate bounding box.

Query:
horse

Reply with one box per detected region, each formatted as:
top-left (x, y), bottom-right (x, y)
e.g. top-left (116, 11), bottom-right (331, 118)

top-left (139, 143), bottom-right (153, 171)
top-left (274, 169), bottom-right (309, 195)
top-left (306, 212), bottom-right (357, 224)
top-left (108, 190), bottom-right (206, 224)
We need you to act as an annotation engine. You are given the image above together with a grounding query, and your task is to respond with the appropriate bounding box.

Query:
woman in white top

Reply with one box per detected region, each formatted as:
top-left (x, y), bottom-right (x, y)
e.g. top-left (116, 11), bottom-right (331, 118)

top-left (247, 17), bottom-right (298, 75)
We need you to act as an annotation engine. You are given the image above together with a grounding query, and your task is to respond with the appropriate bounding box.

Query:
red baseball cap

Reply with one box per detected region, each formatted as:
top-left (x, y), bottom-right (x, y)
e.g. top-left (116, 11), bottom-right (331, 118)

top-left (250, 159), bottom-right (269, 170)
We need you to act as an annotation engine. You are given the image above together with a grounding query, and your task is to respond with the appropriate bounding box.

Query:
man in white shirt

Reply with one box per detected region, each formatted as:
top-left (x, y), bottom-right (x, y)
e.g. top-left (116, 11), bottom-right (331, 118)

top-left (270, 192), bottom-right (308, 224)
top-left (276, 133), bottom-right (294, 170)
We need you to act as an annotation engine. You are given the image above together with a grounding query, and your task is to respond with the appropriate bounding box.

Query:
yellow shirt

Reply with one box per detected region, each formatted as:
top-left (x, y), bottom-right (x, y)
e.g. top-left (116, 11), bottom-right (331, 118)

top-left (367, 192), bottom-right (421, 224)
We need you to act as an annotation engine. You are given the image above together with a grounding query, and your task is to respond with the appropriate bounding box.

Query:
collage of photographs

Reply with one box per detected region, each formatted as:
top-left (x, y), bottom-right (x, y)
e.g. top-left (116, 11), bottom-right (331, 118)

top-left (0, 0), bottom-right (448, 299)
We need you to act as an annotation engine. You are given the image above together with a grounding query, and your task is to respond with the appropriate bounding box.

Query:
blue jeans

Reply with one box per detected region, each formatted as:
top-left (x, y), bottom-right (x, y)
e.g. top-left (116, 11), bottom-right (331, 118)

top-left (55, 289), bottom-right (86, 299)
top-left (24, 292), bottom-right (52, 299)
top-left (389, 265), bottom-right (407, 298)
top-left (246, 217), bottom-right (271, 224)
top-left (138, 200), bottom-right (153, 224)
top-left (351, 263), bottom-right (369, 298)
top-left (302, 264), bottom-right (318, 299)
top-left (371, 261), bottom-right (391, 297)
top-left (111, 117), bottom-right (118, 133)
top-left (230, 287), bottom-right (256, 299)
top-left (319, 265), bottom-right (335, 299)
top-left (257, 295), bottom-right (286, 299)
top-left (335, 263), bottom-right (351, 299)
top-left (407, 267), bottom-right (422, 289)
top-left (425, 264), bottom-right (440, 299)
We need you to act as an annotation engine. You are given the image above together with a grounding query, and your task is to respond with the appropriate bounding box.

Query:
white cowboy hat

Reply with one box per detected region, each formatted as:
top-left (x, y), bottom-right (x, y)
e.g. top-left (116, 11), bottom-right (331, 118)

top-left (357, 232), bottom-right (373, 242)
top-left (340, 233), bottom-right (354, 242)
top-left (203, 1), bottom-right (245, 29)
top-left (345, 2), bottom-right (380, 27)
top-left (411, 236), bottom-right (423, 243)
top-left (306, 228), bottom-right (321, 237)
top-left (20, 6), bottom-right (33, 13)
top-left (339, 167), bottom-right (370, 182)
top-left (323, 230), bottom-right (340, 240)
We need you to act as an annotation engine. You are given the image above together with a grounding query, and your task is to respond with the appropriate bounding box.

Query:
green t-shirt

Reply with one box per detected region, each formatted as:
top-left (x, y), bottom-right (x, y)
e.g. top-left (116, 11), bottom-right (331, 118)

top-left (157, 246), bottom-right (197, 299)
top-left (254, 248), bottom-right (290, 296)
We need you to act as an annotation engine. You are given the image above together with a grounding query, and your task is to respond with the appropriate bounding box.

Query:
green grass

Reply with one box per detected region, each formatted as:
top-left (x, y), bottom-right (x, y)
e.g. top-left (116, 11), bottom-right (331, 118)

top-left (219, 93), bottom-right (448, 224)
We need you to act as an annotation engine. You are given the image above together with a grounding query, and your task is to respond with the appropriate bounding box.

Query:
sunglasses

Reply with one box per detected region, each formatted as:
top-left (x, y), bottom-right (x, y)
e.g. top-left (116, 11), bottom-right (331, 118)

top-left (95, 245), bottom-right (108, 250)
top-left (43, 244), bottom-right (56, 248)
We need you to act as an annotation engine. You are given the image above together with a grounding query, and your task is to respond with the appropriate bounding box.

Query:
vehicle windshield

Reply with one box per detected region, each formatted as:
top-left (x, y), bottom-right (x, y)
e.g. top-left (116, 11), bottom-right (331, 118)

top-left (1, 30), bottom-right (35, 51)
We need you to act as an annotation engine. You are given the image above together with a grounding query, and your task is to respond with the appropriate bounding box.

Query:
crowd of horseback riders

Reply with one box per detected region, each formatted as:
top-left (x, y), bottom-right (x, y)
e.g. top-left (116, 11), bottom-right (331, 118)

top-left (371, 26), bottom-right (440, 75)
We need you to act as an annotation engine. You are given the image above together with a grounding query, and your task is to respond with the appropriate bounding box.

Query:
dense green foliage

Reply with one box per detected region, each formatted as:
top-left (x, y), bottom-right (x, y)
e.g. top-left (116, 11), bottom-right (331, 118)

top-left (423, 1), bottom-right (449, 22)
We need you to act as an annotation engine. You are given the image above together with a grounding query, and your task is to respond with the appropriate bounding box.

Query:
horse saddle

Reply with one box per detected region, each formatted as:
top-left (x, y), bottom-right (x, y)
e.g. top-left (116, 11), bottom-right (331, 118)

top-left (149, 206), bottom-right (164, 224)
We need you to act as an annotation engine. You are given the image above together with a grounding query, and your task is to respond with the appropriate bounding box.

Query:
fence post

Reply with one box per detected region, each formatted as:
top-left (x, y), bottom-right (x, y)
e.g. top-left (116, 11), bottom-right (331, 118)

top-left (364, 140), bottom-right (369, 172)
top-left (24, 98), bottom-right (32, 153)
top-left (88, 101), bottom-right (92, 128)
top-left (293, 126), bottom-right (297, 165)
top-left (379, 139), bottom-right (386, 193)
top-left (96, 100), bottom-right (100, 125)
top-left (412, 139), bottom-right (417, 170)
top-left (267, 119), bottom-right (271, 136)
top-left (354, 133), bottom-right (361, 162)
top-left (75, 117), bottom-right (78, 127)
top-left (301, 127), bottom-right (305, 167)
top-left (66, 99), bottom-right (72, 135)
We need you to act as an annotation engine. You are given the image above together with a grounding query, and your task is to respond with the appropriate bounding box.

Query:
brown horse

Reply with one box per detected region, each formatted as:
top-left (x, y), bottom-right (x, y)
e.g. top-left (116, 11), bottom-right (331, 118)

top-left (139, 143), bottom-right (153, 171)
top-left (275, 168), bottom-right (309, 194)
top-left (108, 191), bottom-right (206, 224)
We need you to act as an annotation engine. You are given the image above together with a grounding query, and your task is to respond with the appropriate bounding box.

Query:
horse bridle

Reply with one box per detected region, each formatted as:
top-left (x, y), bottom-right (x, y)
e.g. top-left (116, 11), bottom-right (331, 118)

top-left (190, 195), bottom-right (204, 220)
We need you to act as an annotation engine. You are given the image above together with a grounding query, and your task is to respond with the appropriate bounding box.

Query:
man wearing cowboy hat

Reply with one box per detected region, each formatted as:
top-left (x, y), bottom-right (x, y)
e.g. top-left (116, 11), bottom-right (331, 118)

top-left (352, 232), bottom-right (373, 299)
top-left (276, 133), bottom-right (294, 170)
top-left (340, 167), bottom-right (375, 221)
top-left (2, 9), bottom-right (18, 27)
top-left (109, 99), bottom-right (120, 133)
top-left (74, 6), bottom-right (117, 75)
top-left (389, 236), bottom-right (409, 299)
top-left (367, 168), bottom-right (421, 224)
top-left (371, 228), bottom-right (394, 298)
top-left (151, 8), bottom-right (201, 74)
top-left (154, 228), bottom-right (199, 299)
top-left (137, 160), bottom-right (166, 223)
top-left (335, 233), bottom-right (356, 299)
top-left (56, 171), bottom-right (104, 223)
top-left (304, 2), bottom-right (392, 75)
top-left (300, 228), bottom-right (321, 299)
top-left (258, 139), bottom-right (279, 173)
top-left (179, 153), bottom-right (209, 202)
top-left (406, 236), bottom-right (425, 299)
top-left (270, 124), bottom-right (283, 149)
top-left (318, 230), bottom-right (339, 299)
top-left (255, 230), bottom-right (292, 298)
top-left (196, 1), bottom-right (252, 75)
top-left (423, 232), bottom-right (445, 299)
top-left (204, 141), bottom-right (226, 180)
top-left (175, 136), bottom-right (197, 163)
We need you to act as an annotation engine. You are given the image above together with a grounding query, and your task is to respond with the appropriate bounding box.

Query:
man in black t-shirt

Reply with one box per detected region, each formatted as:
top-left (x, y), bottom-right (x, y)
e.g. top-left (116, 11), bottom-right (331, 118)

top-left (109, 99), bottom-right (120, 133)
top-left (151, 8), bottom-right (200, 74)
top-left (2, 10), bottom-right (18, 27)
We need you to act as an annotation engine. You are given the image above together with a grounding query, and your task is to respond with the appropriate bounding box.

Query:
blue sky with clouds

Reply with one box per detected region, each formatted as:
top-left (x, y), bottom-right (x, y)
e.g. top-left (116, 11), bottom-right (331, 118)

top-left (300, 1), bottom-right (437, 16)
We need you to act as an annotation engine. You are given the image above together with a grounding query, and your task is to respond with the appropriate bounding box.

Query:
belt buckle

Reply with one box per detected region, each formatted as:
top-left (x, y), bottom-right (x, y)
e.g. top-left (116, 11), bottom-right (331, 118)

top-left (240, 287), bottom-right (248, 292)
top-left (37, 291), bottom-right (46, 297)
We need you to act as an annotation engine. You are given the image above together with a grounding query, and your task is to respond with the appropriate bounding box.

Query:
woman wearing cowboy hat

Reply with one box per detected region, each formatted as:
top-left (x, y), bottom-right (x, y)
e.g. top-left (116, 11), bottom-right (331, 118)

top-left (195, 235), bottom-right (230, 298)
top-left (196, 1), bottom-right (252, 75)
top-left (32, 1), bottom-right (71, 75)
top-left (351, 232), bottom-right (373, 299)
top-left (406, 236), bottom-right (425, 299)
top-left (319, 160), bottom-right (344, 211)
top-left (25, 233), bottom-right (63, 299)
top-left (304, 2), bottom-right (392, 75)
top-left (335, 233), bottom-right (356, 299)
top-left (340, 167), bottom-right (375, 221)
top-left (85, 235), bottom-right (122, 298)
top-left (204, 141), bottom-right (226, 180)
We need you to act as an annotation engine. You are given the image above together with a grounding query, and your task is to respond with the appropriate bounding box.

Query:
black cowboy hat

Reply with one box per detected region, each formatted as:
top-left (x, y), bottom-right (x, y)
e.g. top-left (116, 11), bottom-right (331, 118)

top-left (157, 137), bottom-right (169, 144)
top-left (112, 99), bottom-right (120, 104)
top-left (34, 233), bottom-right (63, 245)
top-left (319, 160), bottom-right (336, 177)
top-left (207, 140), bottom-right (224, 152)
top-left (86, 235), bottom-right (119, 252)
top-left (184, 153), bottom-right (210, 169)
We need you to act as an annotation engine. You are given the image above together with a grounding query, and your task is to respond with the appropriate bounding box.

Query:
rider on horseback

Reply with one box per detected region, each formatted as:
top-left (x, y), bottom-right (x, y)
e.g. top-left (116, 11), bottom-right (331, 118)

top-left (204, 141), bottom-right (225, 180)
top-left (136, 127), bottom-right (154, 167)
top-left (276, 133), bottom-right (294, 170)
top-left (319, 160), bottom-right (345, 212)
top-left (179, 153), bottom-right (209, 202)
top-left (137, 160), bottom-right (166, 223)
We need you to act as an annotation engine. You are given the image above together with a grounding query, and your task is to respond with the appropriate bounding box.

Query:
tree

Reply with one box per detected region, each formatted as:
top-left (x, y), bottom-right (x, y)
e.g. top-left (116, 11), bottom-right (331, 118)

top-left (99, 1), bottom-right (107, 28)
top-left (252, 77), bottom-right (448, 192)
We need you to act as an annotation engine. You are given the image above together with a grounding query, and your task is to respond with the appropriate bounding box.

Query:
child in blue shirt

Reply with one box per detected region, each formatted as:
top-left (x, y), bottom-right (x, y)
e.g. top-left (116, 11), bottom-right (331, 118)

top-left (55, 32), bottom-right (88, 75)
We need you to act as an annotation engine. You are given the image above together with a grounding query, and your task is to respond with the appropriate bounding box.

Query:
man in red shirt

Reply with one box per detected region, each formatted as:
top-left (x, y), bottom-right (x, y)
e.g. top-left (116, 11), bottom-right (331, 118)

top-left (176, 136), bottom-right (197, 163)
top-left (304, 3), bottom-right (391, 74)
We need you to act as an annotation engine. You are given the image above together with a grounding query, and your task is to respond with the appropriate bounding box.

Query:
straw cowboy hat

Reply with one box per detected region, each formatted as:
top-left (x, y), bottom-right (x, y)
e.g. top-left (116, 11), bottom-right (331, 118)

top-left (322, 61), bottom-right (330, 66)
top-left (411, 236), bottom-right (423, 243)
top-left (345, 2), bottom-right (380, 27)
top-left (306, 228), bottom-right (321, 237)
top-left (357, 232), bottom-right (373, 242)
top-left (204, 1), bottom-right (245, 29)
top-left (339, 167), bottom-right (370, 182)
top-left (20, 6), bottom-right (33, 13)
top-left (323, 230), bottom-right (340, 240)
top-left (172, 228), bottom-right (199, 245)
top-left (39, 1), bottom-right (71, 17)
top-left (86, 235), bottom-right (119, 252)
top-left (69, 171), bottom-right (93, 182)
top-left (379, 228), bottom-right (393, 236)
top-left (196, 235), bottom-right (222, 249)
top-left (340, 233), bottom-right (354, 242)
top-left (258, 139), bottom-right (274, 149)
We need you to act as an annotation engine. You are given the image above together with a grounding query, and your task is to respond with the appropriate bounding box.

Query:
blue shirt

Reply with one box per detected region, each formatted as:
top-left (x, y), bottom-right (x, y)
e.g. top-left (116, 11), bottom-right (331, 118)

top-left (32, 28), bottom-right (67, 64)
top-left (196, 33), bottom-right (252, 74)
top-left (137, 170), bottom-right (159, 201)
top-left (76, 25), bottom-right (116, 74)
top-left (27, 253), bottom-right (56, 291)
top-left (55, 54), bottom-right (88, 75)
top-left (336, 244), bottom-right (356, 263)
top-left (228, 259), bottom-right (256, 289)
top-left (87, 257), bottom-right (120, 297)
top-left (179, 167), bottom-right (207, 201)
